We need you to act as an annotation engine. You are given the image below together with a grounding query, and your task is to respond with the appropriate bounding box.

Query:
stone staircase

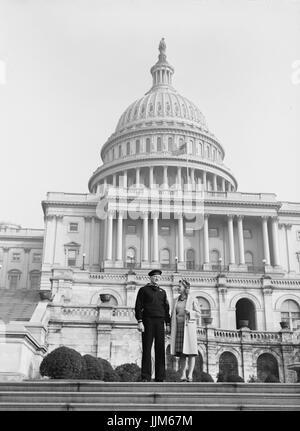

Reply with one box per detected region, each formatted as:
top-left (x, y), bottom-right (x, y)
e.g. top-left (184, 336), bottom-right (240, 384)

top-left (0, 381), bottom-right (299, 410)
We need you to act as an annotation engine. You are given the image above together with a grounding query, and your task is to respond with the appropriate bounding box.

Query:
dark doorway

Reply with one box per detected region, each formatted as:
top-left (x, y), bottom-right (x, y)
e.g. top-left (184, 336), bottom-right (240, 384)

top-left (236, 298), bottom-right (256, 330)
top-left (257, 353), bottom-right (279, 382)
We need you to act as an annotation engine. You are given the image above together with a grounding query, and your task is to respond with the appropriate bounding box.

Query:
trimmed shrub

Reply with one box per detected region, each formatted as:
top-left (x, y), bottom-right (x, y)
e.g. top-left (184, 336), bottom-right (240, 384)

top-left (81, 354), bottom-right (104, 380)
top-left (217, 372), bottom-right (225, 382)
top-left (40, 346), bottom-right (83, 379)
top-left (165, 368), bottom-right (181, 382)
top-left (197, 371), bottom-right (214, 382)
top-left (98, 358), bottom-right (119, 382)
top-left (265, 374), bottom-right (280, 383)
top-left (115, 363), bottom-right (141, 382)
top-left (217, 372), bottom-right (244, 382)
top-left (227, 373), bottom-right (244, 383)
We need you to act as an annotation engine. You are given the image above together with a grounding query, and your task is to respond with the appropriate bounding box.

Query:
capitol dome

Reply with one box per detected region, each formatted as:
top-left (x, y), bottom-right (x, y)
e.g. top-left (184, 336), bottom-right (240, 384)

top-left (89, 39), bottom-right (237, 194)
top-left (115, 38), bottom-right (208, 134)
top-left (115, 86), bottom-right (209, 134)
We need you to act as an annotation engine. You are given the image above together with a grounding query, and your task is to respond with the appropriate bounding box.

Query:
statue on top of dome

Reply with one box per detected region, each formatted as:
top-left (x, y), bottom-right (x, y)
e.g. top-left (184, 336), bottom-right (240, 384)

top-left (159, 38), bottom-right (166, 55)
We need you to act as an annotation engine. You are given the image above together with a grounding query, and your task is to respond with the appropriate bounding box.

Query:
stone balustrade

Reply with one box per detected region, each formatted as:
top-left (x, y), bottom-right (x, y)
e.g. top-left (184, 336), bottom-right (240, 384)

top-left (49, 304), bottom-right (298, 346)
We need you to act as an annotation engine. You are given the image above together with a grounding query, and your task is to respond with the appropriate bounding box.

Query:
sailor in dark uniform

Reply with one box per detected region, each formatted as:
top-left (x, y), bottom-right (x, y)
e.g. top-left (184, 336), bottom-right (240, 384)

top-left (135, 269), bottom-right (171, 382)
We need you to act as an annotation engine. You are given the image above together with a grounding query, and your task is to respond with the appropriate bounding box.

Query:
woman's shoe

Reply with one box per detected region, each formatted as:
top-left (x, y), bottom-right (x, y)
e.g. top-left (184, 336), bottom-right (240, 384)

top-left (180, 378), bottom-right (187, 382)
top-left (186, 377), bottom-right (193, 382)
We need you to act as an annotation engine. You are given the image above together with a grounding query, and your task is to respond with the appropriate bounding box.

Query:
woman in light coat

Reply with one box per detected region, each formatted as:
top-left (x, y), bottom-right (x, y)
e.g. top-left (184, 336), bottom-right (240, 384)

top-left (170, 278), bottom-right (201, 382)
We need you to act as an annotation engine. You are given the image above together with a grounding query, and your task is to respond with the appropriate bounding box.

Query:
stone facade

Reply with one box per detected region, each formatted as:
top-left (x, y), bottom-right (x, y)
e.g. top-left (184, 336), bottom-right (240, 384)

top-left (1, 40), bottom-right (300, 382)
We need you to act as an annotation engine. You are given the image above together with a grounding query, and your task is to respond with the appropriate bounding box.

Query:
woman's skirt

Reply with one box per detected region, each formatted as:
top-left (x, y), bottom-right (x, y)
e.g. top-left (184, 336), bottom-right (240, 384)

top-left (175, 319), bottom-right (185, 355)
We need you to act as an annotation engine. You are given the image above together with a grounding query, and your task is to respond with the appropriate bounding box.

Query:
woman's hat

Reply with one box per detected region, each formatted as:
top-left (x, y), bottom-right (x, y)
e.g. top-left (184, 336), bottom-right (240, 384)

top-left (148, 269), bottom-right (162, 277)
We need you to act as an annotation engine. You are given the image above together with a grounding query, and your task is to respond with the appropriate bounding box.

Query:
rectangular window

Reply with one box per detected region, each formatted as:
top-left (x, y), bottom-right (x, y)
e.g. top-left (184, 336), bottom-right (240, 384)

top-left (159, 225), bottom-right (170, 235)
top-left (67, 250), bottom-right (77, 267)
top-left (243, 229), bottom-right (252, 239)
top-left (12, 252), bottom-right (21, 262)
top-left (297, 231), bottom-right (300, 241)
top-left (208, 228), bottom-right (219, 237)
top-left (32, 253), bottom-right (41, 263)
top-left (127, 225), bottom-right (136, 234)
top-left (69, 223), bottom-right (79, 232)
top-left (185, 225), bottom-right (195, 236)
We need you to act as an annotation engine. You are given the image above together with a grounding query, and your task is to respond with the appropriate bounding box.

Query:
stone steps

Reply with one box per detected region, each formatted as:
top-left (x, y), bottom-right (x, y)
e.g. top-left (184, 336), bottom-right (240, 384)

top-left (0, 381), bottom-right (299, 411)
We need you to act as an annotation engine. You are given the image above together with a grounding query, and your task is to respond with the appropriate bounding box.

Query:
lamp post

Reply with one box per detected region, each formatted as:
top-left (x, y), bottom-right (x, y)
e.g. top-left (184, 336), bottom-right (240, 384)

top-left (175, 256), bottom-right (178, 273)
top-left (262, 258), bottom-right (266, 275)
top-left (218, 257), bottom-right (222, 273)
top-left (81, 253), bottom-right (86, 271)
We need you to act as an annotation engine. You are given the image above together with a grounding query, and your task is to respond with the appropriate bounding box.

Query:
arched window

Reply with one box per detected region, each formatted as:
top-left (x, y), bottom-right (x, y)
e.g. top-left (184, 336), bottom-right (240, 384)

top-left (197, 141), bottom-right (202, 156)
top-left (8, 269), bottom-right (21, 289)
top-left (160, 248), bottom-right (170, 268)
top-left (245, 251), bottom-right (254, 269)
top-left (168, 137), bottom-right (173, 152)
top-left (219, 352), bottom-right (238, 381)
top-left (118, 145), bottom-right (122, 158)
top-left (280, 300), bottom-right (300, 330)
top-left (186, 249), bottom-right (195, 270)
top-left (136, 140), bottom-right (140, 154)
top-left (146, 138), bottom-right (151, 153)
top-left (157, 137), bottom-right (162, 152)
top-left (126, 142), bottom-right (131, 155)
top-left (197, 297), bottom-right (211, 326)
top-left (257, 353), bottom-right (279, 382)
top-left (236, 298), bottom-right (256, 330)
top-left (206, 145), bottom-right (210, 158)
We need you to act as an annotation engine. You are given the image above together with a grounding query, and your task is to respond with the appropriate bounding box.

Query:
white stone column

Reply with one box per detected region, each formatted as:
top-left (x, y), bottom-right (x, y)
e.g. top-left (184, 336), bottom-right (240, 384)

top-left (116, 211), bottom-right (123, 262)
top-left (213, 174), bottom-right (217, 191)
top-left (191, 168), bottom-right (195, 185)
top-left (237, 215), bottom-right (245, 265)
top-left (53, 215), bottom-right (64, 265)
top-left (203, 171), bottom-right (207, 191)
top-left (43, 215), bottom-right (56, 265)
top-left (103, 178), bottom-right (107, 187)
top-left (23, 248), bottom-right (31, 289)
top-left (152, 212), bottom-right (159, 263)
top-left (88, 216), bottom-right (96, 268)
top-left (123, 170), bottom-right (127, 188)
top-left (271, 216), bottom-right (280, 267)
top-left (221, 178), bottom-right (226, 192)
top-left (149, 167), bottom-right (154, 187)
top-left (106, 212), bottom-right (114, 261)
top-left (262, 286), bottom-right (274, 331)
top-left (203, 214), bottom-right (209, 264)
top-left (177, 167), bottom-right (182, 189)
top-left (163, 166), bottom-right (168, 189)
top-left (0, 247), bottom-right (9, 288)
top-left (51, 215), bottom-right (58, 265)
top-left (112, 174), bottom-right (116, 187)
top-left (227, 215), bottom-right (235, 265)
top-left (261, 216), bottom-right (270, 265)
top-left (142, 213), bottom-right (149, 262)
top-left (136, 168), bottom-right (140, 186)
top-left (178, 214), bottom-right (184, 263)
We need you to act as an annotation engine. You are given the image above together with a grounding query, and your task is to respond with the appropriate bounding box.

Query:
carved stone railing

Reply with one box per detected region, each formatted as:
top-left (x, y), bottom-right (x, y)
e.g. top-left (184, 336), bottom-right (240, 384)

top-left (49, 304), bottom-right (299, 346)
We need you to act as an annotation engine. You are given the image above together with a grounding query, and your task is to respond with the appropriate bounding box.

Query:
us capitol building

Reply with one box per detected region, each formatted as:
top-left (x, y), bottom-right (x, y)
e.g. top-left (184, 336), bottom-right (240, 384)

top-left (1, 39), bottom-right (300, 383)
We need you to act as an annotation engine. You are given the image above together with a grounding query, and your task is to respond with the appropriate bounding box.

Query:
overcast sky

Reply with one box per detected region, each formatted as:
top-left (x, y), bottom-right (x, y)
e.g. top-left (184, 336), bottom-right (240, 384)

top-left (0, 0), bottom-right (299, 229)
